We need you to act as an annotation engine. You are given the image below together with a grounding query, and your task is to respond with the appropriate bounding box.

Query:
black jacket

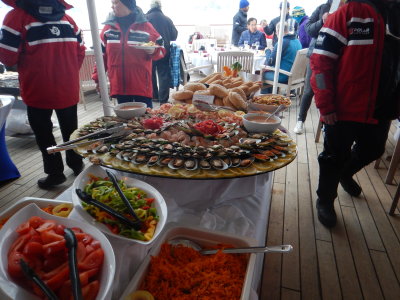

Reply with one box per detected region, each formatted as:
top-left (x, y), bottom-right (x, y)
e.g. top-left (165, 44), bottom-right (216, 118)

top-left (264, 14), bottom-right (298, 46)
top-left (146, 7), bottom-right (178, 59)
top-left (305, 1), bottom-right (331, 57)
top-left (231, 9), bottom-right (247, 46)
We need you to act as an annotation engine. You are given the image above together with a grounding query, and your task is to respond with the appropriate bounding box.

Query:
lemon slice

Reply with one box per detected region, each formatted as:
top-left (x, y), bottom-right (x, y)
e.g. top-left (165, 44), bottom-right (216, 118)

top-left (177, 168), bottom-right (200, 178)
top-left (102, 153), bottom-right (115, 165)
top-left (235, 165), bottom-right (258, 176)
top-left (253, 162), bottom-right (274, 172)
top-left (127, 290), bottom-right (154, 300)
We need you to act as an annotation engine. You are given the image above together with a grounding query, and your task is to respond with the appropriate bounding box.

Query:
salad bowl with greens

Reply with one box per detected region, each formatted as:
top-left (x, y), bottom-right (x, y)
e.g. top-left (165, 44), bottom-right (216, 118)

top-left (72, 165), bottom-right (167, 244)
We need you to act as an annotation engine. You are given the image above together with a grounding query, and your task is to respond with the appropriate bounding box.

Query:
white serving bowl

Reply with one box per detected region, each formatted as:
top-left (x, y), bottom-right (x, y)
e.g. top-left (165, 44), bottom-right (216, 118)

top-left (113, 102), bottom-right (147, 119)
top-left (72, 165), bottom-right (167, 245)
top-left (243, 112), bottom-right (281, 133)
top-left (0, 203), bottom-right (115, 300)
top-left (120, 223), bottom-right (257, 300)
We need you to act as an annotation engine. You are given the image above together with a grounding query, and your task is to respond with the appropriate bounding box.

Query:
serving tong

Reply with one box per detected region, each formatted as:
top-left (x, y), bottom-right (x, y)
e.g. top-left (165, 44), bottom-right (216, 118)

top-left (75, 187), bottom-right (142, 231)
top-left (193, 100), bottom-right (236, 112)
top-left (47, 124), bottom-right (127, 154)
top-left (19, 229), bottom-right (83, 300)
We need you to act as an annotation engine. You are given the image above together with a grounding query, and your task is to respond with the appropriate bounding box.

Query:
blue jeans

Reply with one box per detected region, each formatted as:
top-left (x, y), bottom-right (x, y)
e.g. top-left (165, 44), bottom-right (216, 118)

top-left (115, 95), bottom-right (153, 108)
top-left (261, 71), bottom-right (288, 94)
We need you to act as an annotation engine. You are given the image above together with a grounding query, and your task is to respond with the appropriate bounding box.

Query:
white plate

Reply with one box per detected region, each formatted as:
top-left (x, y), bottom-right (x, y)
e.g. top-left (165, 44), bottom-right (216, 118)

top-left (0, 203), bottom-right (115, 300)
top-left (120, 223), bottom-right (257, 300)
top-left (71, 165), bottom-right (167, 245)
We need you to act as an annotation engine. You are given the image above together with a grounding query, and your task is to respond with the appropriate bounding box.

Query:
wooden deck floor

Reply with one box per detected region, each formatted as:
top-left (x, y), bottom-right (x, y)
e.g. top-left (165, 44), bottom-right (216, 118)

top-left (1, 93), bottom-right (400, 300)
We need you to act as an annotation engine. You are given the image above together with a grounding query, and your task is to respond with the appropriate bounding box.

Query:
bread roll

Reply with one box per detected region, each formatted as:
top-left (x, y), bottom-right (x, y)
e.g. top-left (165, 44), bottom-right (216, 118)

top-left (238, 84), bottom-right (250, 96)
top-left (193, 89), bottom-right (211, 96)
top-left (214, 97), bottom-right (224, 106)
top-left (209, 83), bottom-right (229, 98)
top-left (172, 90), bottom-right (193, 101)
top-left (229, 91), bottom-right (247, 111)
top-left (223, 96), bottom-right (236, 110)
top-left (184, 82), bottom-right (207, 92)
top-left (199, 72), bottom-right (220, 83)
top-left (248, 84), bottom-right (261, 94)
top-left (230, 87), bottom-right (246, 101)
top-left (206, 73), bottom-right (223, 84)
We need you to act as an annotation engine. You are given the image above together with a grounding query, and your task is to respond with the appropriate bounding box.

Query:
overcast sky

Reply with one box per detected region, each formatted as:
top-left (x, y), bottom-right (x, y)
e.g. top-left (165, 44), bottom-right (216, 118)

top-left (1, 0), bottom-right (325, 29)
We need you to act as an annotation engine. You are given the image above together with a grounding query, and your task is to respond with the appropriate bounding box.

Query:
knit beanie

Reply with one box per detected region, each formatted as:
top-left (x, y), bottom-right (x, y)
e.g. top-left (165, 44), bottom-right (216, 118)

top-left (292, 6), bottom-right (305, 23)
top-left (120, 0), bottom-right (136, 11)
top-left (239, 0), bottom-right (249, 9)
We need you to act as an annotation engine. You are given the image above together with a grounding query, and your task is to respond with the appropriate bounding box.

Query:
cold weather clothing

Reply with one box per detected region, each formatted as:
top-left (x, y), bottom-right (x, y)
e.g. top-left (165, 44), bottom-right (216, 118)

top-left (238, 30), bottom-right (266, 50)
top-left (297, 16), bottom-right (311, 48)
top-left (92, 7), bottom-right (166, 101)
top-left (232, 9), bottom-right (248, 46)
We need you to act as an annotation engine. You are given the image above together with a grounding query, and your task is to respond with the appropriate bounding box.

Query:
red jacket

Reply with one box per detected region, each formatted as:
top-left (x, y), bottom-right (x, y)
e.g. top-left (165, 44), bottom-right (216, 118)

top-left (0, 3), bottom-right (85, 109)
top-left (92, 8), bottom-right (166, 98)
top-left (310, 1), bottom-right (385, 124)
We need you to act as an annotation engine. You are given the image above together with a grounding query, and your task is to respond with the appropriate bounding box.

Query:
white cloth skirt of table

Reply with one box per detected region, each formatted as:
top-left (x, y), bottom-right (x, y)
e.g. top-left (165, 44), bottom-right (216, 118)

top-left (188, 52), bottom-right (215, 76)
top-left (61, 172), bottom-right (273, 299)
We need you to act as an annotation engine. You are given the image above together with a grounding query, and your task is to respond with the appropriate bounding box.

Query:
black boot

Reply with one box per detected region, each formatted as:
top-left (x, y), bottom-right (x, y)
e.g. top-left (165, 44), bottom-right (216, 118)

top-left (37, 174), bottom-right (66, 189)
top-left (340, 177), bottom-right (362, 197)
top-left (316, 199), bottom-right (337, 228)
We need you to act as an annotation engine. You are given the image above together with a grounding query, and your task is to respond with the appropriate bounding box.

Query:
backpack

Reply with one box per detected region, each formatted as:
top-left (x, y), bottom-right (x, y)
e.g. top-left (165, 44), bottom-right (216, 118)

top-left (373, 0), bottom-right (400, 120)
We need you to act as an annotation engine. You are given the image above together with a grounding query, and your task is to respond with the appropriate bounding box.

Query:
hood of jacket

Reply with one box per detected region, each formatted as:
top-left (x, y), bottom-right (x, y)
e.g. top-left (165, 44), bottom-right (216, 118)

top-left (283, 34), bottom-right (297, 40)
top-left (146, 7), bottom-right (162, 15)
top-left (104, 6), bottom-right (147, 26)
top-left (1, 0), bottom-right (72, 9)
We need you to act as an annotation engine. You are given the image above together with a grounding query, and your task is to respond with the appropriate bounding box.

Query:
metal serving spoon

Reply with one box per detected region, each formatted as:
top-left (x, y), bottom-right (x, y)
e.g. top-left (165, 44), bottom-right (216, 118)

top-left (168, 239), bottom-right (293, 255)
top-left (264, 104), bottom-right (286, 121)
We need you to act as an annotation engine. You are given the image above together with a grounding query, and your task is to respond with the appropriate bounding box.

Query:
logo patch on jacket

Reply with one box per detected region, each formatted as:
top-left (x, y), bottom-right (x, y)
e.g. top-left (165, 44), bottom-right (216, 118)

top-left (348, 19), bottom-right (374, 45)
top-left (50, 26), bottom-right (60, 36)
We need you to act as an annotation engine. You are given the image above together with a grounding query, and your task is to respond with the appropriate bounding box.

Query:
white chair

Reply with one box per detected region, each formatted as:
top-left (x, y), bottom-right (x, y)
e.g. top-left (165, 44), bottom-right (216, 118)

top-left (179, 53), bottom-right (213, 87)
top-left (261, 48), bottom-right (309, 97)
top-left (216, 51), bottom-right (254, 74)
top-left (78, 50), bottom-right (97, 110)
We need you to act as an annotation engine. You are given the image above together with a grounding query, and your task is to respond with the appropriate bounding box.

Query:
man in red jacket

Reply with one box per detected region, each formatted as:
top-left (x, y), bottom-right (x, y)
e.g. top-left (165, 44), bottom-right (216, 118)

top-left (0, 0), bottom-right (85, 188)
top-left (310, 0), bottom-right (391, 227)
top-left (93, 0), bottom-right (166, 108)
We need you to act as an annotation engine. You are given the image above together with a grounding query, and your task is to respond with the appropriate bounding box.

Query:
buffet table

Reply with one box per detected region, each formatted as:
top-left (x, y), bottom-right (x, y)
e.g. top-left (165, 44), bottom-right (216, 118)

top-left (58, 171), bottom-right (272, 299)
top-left (0, 97), bottom-right (20, 181)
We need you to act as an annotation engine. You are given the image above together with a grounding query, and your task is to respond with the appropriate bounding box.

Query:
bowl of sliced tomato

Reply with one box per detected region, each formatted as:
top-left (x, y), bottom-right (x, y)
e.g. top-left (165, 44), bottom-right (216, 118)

top-left (0, 203), bottom-right (115, 300)
top-left (72, 165), bottom-right (167, 245)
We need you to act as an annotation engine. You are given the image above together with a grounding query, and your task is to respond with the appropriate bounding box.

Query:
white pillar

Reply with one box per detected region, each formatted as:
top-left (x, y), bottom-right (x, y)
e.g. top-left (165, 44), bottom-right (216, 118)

top-left (86, 0), bottom-right (112, 116)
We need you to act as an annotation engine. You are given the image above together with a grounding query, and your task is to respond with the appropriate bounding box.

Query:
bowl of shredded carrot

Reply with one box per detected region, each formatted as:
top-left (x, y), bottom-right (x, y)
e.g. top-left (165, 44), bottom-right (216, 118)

top-left (120, 224), bottom-right (257, 300)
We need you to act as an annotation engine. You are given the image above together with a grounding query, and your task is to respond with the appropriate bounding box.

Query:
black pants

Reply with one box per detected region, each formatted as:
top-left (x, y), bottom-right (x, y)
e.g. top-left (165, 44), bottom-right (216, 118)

top-left (152, 58), bottom-right (171, 104)
top-left (27, 104), bottom-right (82, 175)
top-left (317, 120), bottom-right (391, 203)
top-left (298, 62), bottom-right (314, 122)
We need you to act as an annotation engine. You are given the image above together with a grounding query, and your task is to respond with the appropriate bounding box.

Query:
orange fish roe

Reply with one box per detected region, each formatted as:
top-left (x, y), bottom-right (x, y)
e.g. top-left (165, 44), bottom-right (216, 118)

top-left (140, 243), bottom-right (248, 300)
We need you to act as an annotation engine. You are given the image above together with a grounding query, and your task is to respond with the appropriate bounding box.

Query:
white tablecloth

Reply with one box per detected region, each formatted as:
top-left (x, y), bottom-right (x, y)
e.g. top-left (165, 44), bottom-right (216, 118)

top-left (0, 97), bottom-right (14, 129)
top-left (59, 172), bottom-right (273, 299)
top-left (192, 39), bottom-right (217, 51)
top-left (188, 51), bottom-right (266, 76)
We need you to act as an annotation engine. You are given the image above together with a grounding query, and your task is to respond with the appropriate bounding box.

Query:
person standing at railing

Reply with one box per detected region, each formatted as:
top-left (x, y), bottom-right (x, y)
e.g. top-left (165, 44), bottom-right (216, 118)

top-left (232, 0), bottom-right (250, 47)
top-left (146, 0), bottom-right (178, 104)
top-left (0, 0), bottom-right (85, 189)
top-left (92, 0), bottom-right (166, 108)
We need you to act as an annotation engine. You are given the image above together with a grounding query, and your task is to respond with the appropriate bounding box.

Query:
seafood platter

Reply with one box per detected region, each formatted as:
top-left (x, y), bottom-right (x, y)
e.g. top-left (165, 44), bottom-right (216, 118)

top-left (66, 102), bottom-right (297, 179)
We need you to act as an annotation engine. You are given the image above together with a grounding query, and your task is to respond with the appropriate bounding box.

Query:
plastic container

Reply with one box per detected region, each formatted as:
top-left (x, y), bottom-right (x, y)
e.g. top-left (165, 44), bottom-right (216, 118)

top-left (0, 203), bottom-right (115, 300)
top-left (71, 165), bottom-right (168, 245)
top-left (119, 223), bottom-right (257, 300)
